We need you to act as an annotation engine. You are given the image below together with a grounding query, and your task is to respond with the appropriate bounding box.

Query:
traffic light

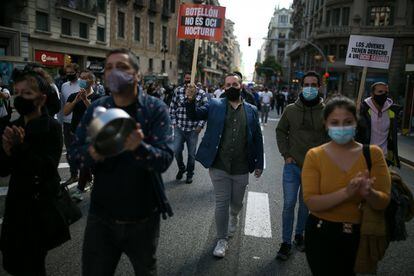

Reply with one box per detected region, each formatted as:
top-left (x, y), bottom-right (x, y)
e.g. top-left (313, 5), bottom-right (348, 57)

top-left (248, 37), bottom-right (251, 47)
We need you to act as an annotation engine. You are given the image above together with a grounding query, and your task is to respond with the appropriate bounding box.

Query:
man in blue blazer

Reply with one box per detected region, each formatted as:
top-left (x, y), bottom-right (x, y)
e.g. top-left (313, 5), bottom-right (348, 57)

top-left (185, 73), bottom-right (264, 258)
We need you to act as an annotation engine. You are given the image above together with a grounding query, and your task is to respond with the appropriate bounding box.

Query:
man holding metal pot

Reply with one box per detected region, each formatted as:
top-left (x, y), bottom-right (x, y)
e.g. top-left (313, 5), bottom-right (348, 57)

top-left (69, 48), bottom-right (174, 276)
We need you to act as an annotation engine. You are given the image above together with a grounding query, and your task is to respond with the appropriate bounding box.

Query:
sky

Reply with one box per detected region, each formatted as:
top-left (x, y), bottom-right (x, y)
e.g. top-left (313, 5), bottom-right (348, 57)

top-left (218, 0), bottom-right (293, 81)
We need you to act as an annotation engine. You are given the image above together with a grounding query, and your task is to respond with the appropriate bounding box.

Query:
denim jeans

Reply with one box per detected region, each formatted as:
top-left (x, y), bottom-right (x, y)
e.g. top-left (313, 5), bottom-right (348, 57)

top-left (209, 168), bottom-right (249, 239)
top-left (63, 123), bottom-right (78, 177)
top-left (173, 127), bottom-right (199, 178)
top-left (282, 163), bottom-right (309, 244)
top-left (82, 213), bottom-right (160, 276)
top-left (261, 105), bottom-right (270, 123)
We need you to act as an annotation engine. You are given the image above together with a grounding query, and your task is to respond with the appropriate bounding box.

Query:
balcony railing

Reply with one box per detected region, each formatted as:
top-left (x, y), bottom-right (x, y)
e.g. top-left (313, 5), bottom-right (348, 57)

top-left (134, 0), bottom-right (145, 9)
top-left (56, 0), bottom-right (97, 17)
top-left (315, 25), bottom-right (351, 36)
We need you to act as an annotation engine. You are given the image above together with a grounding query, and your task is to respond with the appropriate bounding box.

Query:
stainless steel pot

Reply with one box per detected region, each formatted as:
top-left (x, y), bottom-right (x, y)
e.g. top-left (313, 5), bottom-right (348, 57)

top-left (88, 107), bottom-right (136, 157)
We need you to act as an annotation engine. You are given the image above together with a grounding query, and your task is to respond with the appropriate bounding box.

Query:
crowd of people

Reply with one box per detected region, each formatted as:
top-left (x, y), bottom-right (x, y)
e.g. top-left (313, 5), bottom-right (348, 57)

top-left (0, 47), bottom-right (409, 276)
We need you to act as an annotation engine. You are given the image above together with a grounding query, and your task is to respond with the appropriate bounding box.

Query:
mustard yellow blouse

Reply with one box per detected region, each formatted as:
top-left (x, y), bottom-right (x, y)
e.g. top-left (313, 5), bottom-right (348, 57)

top-left (302, 144), bottom-right (391, 224)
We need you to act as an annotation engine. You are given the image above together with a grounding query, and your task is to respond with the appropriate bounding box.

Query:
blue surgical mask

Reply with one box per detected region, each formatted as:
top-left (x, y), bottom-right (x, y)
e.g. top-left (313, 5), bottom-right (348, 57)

top-left (328, 126), bottom-right (356, 144)
top-left (78, 79), bottom-right (89, 89)
top-left (302, 87), bottom-right (319, 101)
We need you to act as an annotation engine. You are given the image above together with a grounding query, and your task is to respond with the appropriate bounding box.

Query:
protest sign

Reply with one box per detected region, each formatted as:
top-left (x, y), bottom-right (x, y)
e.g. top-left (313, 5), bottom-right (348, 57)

top-left (345, 35), bottom-right (394, 70)
top-left (177, 4), bottom-right (226, 41)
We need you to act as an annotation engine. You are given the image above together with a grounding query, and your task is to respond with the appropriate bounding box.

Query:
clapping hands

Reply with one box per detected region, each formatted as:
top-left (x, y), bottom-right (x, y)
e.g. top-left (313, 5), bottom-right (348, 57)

top-left (2, 126), bottom-right (25, 156)
top-left (347, 170), bottom-right (376, 199)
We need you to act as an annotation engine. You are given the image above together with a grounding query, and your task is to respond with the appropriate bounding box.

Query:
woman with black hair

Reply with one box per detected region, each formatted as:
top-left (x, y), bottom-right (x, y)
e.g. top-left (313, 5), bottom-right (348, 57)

top-left (0, 70), bottom-right (70, 275)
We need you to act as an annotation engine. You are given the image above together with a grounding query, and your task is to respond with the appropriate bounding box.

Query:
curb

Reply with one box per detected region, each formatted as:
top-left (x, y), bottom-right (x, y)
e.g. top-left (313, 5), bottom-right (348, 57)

top-left (400, 156), bottom-right (414, 167)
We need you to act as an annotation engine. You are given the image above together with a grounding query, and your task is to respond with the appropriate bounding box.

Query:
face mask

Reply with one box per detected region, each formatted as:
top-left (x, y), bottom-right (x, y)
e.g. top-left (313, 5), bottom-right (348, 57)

top-left (328, 126), bottom-right (356, 145)
top-left (66, 73), bottom-right (77, 82)
top-left (225, 87), bottom-right (241, 101)
top-left (14, 96), bottom-right (37, 116)
top-left (373, 93), bottom-right (388, 107)
top-left (78, 79), bottom-right (89, 89)
top-left (302, 87), bottom-right (319, 101)
top-left (106, 69), bottom-right (135, 94)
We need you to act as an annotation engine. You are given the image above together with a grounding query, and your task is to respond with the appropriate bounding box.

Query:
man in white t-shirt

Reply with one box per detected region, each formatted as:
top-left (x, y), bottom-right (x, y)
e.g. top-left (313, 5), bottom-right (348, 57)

top-left (61, 63), bottom-right (81, 185)
top-left (0, 75), bottom-right (10, 133)
top-left (214, 86), bottom-right (224, 98)
top-left (260, 87), bottom-right (273, 125)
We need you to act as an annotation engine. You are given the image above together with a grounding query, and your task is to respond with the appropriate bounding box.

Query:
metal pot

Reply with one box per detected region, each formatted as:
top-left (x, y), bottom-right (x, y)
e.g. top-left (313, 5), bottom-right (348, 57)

top-left (88, 106), bottom-right (136, 157)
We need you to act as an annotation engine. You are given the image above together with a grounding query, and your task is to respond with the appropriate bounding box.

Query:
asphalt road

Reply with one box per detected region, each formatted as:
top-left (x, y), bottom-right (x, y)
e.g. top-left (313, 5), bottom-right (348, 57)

top-left (0, 110), bottom-right (413, 275)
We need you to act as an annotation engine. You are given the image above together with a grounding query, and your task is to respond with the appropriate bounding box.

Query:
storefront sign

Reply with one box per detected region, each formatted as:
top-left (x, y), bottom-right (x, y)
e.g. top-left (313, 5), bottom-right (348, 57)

top-left (87, 62), bottom-right (104, 73)
top-left (345, 35), bottom-right (394, 70)
top-left (177, 4), bottom-right (226, 41)
top-left (35, 50), bottom-right (65, 67)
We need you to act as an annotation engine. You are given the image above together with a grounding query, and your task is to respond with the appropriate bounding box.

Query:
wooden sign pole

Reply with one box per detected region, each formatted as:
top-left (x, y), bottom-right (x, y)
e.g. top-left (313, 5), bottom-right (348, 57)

top-left (190, 39), bottom-right (201, 85)
top-left (356, 66), bottom-right (368, 112)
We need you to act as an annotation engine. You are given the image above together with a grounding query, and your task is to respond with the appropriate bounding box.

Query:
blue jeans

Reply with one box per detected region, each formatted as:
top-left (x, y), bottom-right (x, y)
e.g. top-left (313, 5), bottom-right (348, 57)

top-left (173, 128), bottom-right (199, 178)
top-left (282, 163), bottom-right (309, 244)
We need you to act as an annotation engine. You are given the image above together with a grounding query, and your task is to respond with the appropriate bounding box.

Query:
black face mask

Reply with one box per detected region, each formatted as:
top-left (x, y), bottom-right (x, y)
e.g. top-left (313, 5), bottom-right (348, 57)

top-left (66, 73), bottom-right (77, 82)
top-left (225, 87), bottom-right (241, 101)
top-left (14, 96), bottom-right (37, 116)
top-left (373, 93), bottom-right (388, 107)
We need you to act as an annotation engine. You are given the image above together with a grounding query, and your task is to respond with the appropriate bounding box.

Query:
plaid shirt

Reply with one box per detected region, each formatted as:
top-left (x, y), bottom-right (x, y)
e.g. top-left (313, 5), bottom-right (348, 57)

top-left (169, 86), bottom-right (207, 131)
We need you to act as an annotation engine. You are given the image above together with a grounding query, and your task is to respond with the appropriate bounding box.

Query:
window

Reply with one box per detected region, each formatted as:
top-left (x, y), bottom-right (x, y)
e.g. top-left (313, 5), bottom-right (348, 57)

top-left (79, 22), bottom-right (88, 39)
top-left (118, 11), bottom-right (125, 38)
top-left (134, 17), bottom-right (141, 41)
top-left (279, 42), bottom-right (285, 48)
top-left (279, 33), bottom-right (286, 39)
top-left (97, 0), bottom-right (106, 13)
top-left (170, 61), bottom-right (172, 69)
top-left (407, 46), bottom-right (414, 64)
top-left (149, 22), bottom-right (155, 44)
top-left (162, 26), bottom-right (167, 47)
top-left (0, 47), bottom-right (5, 56)
top-left (161, 60), bottom-right (165, 72)
top-left (342, 7), bottom-right (350, 26)
top-left (149, 58), bottom-right (153, 70)
top-left (97, 26), bottom-right (105, 42)
top-left (332, 8), bottom-right (340, 26)
top-left (339, 45), bottom-right (347, 59)
top-left (279, 15), bottom-right (288, 24)
top-left (62, 18), bottom-right (71, 36)
top-left (36, 11), bottom-right (49, 31)
top-left (369, 6), bottom-right (393, 26)
top-left (326, 10), bottom-right (331, 27)
top-left (170, 0), bottom-right (175, 13)
top-left (329, 44), bottom-right (337, 55)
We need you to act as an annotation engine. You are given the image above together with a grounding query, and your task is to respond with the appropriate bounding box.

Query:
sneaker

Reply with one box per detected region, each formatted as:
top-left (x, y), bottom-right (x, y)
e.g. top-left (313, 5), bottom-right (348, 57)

top-left (176, 170), bottom-right (185, 180)
top-left (71, 189), bottom-right (84, 201)
top-left (228, 214), bottom-right (239, 237)
top-left (293, 234), bottom-right (305, 252)
top-left (276, 243), bottom-right (292, 261)
top-left (185, 176), bottom-right (193, 184)
top-left (213, 239), bottom-right (228, 258)
top-left (64, 176), bottom-right (78, 186)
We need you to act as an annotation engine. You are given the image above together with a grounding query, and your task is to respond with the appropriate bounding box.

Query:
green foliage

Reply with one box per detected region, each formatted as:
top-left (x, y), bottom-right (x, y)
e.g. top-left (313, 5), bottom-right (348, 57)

top-left (255, 56), bottom-right (283, 78)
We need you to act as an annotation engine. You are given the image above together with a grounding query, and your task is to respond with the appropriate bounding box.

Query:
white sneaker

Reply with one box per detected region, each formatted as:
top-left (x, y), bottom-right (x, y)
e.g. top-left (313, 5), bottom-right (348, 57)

top-left (228, 215), bottom-right (239, 237)
top-left (71, 189), bottom-right (84, 201)
top-left (213, 239), bottom-right (228, 258)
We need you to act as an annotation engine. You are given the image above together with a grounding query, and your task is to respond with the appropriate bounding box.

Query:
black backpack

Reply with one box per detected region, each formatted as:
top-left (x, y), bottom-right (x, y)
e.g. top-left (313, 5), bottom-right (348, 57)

top-left (363, 145), bottom-right (414, 241)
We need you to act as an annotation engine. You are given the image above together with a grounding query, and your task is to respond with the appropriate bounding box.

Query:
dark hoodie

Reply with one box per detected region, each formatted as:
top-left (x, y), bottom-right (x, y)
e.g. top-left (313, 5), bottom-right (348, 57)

top-left (276, 95), bottom-right (327, 168)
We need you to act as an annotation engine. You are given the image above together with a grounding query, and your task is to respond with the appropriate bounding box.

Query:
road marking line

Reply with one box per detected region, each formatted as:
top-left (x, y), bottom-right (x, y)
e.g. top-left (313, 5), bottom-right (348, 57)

top-left (58, 163), bottom-right (70, 169)
top-left (244, 191), bottom-right (272, 238)
top-left (264, 153), bottom-right (266, 170)
top-left (268, 118), bottom-right (280, 122)
top-left (0, 218), bottom-right (2, 225)
top-left (260, 126), bottom-right (263, 131)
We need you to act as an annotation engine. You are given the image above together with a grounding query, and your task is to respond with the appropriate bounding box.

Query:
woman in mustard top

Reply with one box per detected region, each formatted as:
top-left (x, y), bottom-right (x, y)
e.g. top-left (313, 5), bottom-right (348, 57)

top-left (302, 96), bottom-right (391, 276)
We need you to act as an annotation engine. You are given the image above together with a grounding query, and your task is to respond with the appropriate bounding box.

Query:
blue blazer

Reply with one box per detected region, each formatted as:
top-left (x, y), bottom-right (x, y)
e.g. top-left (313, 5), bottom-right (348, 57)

top-left (186, 98), bottom-right (264, 173)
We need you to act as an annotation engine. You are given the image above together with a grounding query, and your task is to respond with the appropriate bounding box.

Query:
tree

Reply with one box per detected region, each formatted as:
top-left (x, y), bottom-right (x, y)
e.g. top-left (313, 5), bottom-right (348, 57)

top-left (255, 56), bottom-right (283, 86)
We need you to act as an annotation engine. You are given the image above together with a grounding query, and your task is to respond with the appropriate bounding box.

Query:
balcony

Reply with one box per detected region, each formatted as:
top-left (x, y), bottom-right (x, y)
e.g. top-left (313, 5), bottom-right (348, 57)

top-left (359, 25), bottom-right (414, 37)
top-left (315, 26), bottom-right (351, 38)
top-left (134, 0), bottom-right (145, 9)
top-left (55, 0), bottom-right (97, 19)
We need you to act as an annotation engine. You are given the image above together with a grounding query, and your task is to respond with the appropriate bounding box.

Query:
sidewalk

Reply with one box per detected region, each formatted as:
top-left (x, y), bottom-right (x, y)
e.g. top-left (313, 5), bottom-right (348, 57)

top-left (398, 134), bottom-right (414, 166)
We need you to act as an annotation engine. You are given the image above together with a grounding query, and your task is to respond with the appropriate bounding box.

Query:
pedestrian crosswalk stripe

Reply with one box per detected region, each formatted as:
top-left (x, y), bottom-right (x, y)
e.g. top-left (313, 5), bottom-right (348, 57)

top-left (58, 163), bottom-right (70, 169)
top-left (244, 191), bottom-right (272, 238)
top-left (268, 118), bottom-right (280, 122)
top-left (264, 153), bottom-right (266, 170)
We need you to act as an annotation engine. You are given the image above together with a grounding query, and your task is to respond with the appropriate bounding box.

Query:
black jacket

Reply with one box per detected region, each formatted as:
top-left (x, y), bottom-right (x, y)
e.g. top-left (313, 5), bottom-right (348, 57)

top-left (356, 100), bottom-right (401, 167)
top-left (0, 115), bottom-right (70, 273)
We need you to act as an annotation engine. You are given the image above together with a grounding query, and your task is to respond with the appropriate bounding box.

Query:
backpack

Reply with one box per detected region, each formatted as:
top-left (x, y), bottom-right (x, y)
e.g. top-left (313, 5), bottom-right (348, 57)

top-left (363, 144), bottom-right (414, 241)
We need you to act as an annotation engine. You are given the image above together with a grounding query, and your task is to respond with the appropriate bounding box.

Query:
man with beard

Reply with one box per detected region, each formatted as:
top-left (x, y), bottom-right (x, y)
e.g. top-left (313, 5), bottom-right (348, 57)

top-left (70, 48), bottom-right (174, 275)
top-left (356, 82), bottom-right (401, 167)
top-left (169, 72), bottom-right (207, 183)
top-left (185, 73), bottom-right (263, 258)
top-left (276, 71), bottom-right (327, 260)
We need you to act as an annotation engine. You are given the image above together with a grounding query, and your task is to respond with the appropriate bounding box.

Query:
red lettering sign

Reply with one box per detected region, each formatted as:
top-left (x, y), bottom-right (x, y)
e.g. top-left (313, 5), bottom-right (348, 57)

top-left (35, 50), bottom-right (64, 66)
top-left (177, 4), bottom-right (226, 42)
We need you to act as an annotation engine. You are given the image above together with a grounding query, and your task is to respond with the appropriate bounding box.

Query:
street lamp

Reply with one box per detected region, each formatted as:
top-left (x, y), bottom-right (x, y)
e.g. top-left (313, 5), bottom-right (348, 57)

top-left (161, 44), bottom-right (168, 73)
